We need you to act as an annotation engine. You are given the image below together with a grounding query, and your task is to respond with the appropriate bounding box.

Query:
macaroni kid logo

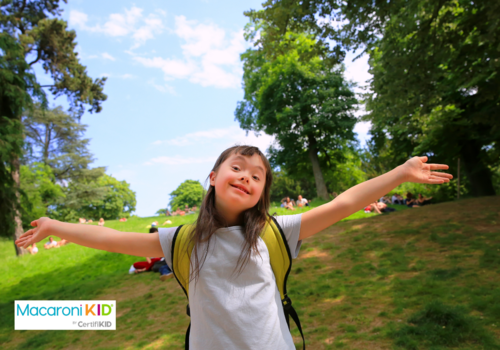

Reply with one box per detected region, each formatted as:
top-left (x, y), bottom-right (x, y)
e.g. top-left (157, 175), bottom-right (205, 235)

top-left (15, 300), bottom-right (116, 330)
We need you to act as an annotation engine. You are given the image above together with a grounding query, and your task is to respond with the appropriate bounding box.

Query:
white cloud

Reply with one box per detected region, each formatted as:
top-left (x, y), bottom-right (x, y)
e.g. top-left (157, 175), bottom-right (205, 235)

top-left (102, 52), bottom-right (116, 61)
top-left (133, 16), bottom-right (246, 89)
top-left (149, 80), bottom-right (176, 95)
top-left (69, 8), bottom-right (164, 49)
top-left (152, 126), bottom-right (275, 154)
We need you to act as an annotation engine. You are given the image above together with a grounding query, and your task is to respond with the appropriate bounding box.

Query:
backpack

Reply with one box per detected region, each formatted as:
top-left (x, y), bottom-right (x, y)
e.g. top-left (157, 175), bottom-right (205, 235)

top-left (171, 216), bottom-right (305, 350)
top-left (151, 258), bottom-right (167, 272)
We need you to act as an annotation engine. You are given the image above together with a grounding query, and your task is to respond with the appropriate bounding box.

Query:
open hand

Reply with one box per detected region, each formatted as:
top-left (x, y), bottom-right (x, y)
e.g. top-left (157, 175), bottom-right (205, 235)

top-left (402, 156), bottom-right (453, 184)
top-left (15, 217), bottom-right (52, 249)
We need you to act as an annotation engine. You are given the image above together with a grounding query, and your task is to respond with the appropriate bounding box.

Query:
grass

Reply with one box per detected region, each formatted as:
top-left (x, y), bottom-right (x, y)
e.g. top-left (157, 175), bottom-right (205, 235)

top-left (1, 197), bottom-right (499, 349)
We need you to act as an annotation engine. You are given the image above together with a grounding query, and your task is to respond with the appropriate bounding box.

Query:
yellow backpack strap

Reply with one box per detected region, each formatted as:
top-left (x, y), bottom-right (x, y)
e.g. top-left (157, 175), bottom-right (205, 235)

top-left (171, 224), bottom-right (195, 350)
top-left (261, 217), bottom-right (306, 350)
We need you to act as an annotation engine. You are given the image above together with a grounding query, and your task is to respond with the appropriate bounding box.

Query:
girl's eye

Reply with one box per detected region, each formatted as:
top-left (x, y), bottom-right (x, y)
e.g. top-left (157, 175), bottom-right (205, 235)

top-left (232, 166), bottom-right (240, 171)
top-left (253, 176), bottom-right (260, 181)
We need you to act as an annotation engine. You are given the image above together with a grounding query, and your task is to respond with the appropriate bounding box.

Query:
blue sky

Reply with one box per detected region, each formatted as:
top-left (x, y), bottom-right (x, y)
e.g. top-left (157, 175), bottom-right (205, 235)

top-left (38, 0), bottom-right (372, 217)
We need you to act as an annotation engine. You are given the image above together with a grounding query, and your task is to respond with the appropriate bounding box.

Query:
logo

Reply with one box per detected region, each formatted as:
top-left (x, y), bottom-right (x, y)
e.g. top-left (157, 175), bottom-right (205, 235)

top-left (15, 300), bottom-right (116, 330)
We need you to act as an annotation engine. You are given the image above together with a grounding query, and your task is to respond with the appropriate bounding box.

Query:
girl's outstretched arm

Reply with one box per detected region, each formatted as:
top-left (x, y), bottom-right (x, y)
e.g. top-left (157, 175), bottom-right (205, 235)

top-left (15, 218), bottom-right (164, 258)
top-left (299, 156), bottom-right (452, 240)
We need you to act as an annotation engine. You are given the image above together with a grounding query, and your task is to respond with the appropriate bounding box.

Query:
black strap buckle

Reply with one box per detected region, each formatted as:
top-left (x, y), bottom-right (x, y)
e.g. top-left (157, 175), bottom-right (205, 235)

top-left (282, 296), bottom-right (292, 311)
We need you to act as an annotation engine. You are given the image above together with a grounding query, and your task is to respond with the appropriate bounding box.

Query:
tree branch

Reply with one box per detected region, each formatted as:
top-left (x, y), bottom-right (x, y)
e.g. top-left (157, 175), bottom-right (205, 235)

top-left (29, 47), bottom-right (42, 66)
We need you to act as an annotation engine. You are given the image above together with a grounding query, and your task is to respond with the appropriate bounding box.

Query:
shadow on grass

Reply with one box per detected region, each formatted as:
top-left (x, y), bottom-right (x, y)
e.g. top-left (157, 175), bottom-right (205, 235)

top-left (391, 301), bottom-right (500, 350)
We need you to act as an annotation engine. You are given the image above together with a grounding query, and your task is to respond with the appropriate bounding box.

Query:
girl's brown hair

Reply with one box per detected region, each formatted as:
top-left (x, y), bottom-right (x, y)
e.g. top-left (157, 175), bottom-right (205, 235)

top-left (189, 145), bottom-right (273, 282)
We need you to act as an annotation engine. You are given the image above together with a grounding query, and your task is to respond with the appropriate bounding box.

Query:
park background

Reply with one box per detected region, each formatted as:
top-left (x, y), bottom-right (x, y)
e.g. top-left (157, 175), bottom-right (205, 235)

top-left (1, 0), bottom-right (500, 349)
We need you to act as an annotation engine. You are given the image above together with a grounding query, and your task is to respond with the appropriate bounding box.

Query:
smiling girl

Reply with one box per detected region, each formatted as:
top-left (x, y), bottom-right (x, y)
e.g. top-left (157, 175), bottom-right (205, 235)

top-left (16, 145), bottom-right (452, 350)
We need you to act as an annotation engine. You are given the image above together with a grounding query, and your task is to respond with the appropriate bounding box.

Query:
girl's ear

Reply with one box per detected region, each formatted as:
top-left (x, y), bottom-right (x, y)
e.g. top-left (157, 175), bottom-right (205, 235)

top-left (209, 171), bottom-right (216, 187)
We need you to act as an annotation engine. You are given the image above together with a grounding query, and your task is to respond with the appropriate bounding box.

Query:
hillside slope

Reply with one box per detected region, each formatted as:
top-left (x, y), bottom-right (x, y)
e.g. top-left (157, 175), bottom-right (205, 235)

top-left (1, 197), bottom-right (499, 349)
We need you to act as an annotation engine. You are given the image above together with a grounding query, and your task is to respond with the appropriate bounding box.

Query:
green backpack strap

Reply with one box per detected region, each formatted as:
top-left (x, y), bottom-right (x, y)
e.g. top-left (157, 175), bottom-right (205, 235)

top-left (262, 217), bottom-right (305, 350)
top-left (171, 224), bottom-right (195, 350)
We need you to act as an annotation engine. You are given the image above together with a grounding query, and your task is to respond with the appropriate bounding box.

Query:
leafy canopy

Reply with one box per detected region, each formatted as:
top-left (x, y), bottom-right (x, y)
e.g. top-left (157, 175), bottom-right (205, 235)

top-left (169, 180), bottom-right (204, 211)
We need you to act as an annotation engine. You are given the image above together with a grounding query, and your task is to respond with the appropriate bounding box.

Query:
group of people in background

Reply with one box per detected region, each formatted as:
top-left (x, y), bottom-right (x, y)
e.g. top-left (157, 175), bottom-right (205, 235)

top-left (78, 217), bottom-right (108, 226)
top-left (165, 204), bottom-right (198, 217)
top-left (366, 191), bottom-right (433, 214)
top-left (383, 192), bottom-right (433, 208)
top-left (280, 195), bottom-right (311, 210)
top-left (26, 236), bottom-right (69, 255)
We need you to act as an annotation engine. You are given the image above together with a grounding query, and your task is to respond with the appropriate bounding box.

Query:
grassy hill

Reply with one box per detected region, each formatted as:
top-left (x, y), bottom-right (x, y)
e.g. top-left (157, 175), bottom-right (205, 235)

top-left (1, 197), bottom-right (499, 349)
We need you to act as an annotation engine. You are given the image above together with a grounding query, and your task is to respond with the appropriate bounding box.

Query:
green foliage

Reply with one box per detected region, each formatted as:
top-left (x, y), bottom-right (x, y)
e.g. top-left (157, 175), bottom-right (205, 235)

top-left (270, 170), bottom-right (308, 202)
top-left (236, 31), bottom-right (358, 199)
top-left (155, 208), bottom-right (167, 216)
top-left (169, 180), bottom-right (204, 211)
top-left (255, 0), bottom-right (500, 197)
top-left (19, 162), bottom-right (64, 228)
top-left (0, 0), bottom-right (107, 248)
top-left (54, 174), bottom-right (136, 221)
top-left (22, 104), bottom-right (97, 182)
top-left (0, 31), bottom-right (39, 239)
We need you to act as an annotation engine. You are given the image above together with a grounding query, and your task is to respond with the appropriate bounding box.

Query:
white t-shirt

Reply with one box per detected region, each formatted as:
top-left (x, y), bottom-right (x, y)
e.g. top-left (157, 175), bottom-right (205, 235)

top-left (296, 198), bottom-right (308, 205)
top-left (158, 214), bottom-right (302, 350)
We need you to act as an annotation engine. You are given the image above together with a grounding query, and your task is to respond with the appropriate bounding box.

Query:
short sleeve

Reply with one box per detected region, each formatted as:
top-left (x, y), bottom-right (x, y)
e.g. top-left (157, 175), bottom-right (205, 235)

top-left (274, 214), bottom-right (303, 259)
top-left (158, 227), bottom-right (179, 267)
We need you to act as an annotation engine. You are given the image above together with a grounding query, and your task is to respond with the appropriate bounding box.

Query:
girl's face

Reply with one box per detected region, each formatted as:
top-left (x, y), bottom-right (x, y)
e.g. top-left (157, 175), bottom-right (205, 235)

top-left (210, 153), bottom-right (266, 215)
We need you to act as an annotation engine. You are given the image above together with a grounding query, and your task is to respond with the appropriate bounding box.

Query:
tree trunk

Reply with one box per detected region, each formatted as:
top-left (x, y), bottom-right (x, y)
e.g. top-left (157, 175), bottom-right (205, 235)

top-left (307, 136), bottom-right (329, 200)
top-left (12, 155), bottom-right (27, 256)
top-left (460, 139), bottom-right (496, 197)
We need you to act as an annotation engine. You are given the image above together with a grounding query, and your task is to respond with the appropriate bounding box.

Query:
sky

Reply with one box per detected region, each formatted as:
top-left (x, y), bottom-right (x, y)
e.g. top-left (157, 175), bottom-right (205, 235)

top-left (38, 0), bottom-right (372, 217)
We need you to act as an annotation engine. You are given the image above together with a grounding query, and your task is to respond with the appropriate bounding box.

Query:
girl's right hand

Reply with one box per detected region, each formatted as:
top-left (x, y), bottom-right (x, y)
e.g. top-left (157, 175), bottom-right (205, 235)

top-left (15, 217), bottom-right (53, 249)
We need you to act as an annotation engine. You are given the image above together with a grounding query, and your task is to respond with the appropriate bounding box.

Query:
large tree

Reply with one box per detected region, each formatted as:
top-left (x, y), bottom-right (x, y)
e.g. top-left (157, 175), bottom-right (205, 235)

top-left (235, 31), bottom-right (357, 200)
top-left (251, 0), bottom-right (500, 197)
top-left (1, 0), bottom-right (107, 255)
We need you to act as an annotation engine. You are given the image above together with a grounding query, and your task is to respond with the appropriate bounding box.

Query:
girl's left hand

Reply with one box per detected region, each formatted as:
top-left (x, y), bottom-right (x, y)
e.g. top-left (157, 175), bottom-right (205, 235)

top-left (401, 156), bottom-right (453, 184)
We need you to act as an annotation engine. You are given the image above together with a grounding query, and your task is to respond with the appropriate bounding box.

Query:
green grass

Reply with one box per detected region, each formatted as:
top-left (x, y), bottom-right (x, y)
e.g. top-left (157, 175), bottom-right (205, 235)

top-left (1, 197), bottom-right (499, 349)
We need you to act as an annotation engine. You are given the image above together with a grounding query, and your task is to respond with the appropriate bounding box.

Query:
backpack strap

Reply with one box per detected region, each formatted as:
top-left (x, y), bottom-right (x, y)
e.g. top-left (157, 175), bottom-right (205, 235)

top-left (262, 217), bottom-right (305, 350)
top-left (172, 220), bottom-right (305, 350)
top-left (171, 224), bottom-right (195, 350)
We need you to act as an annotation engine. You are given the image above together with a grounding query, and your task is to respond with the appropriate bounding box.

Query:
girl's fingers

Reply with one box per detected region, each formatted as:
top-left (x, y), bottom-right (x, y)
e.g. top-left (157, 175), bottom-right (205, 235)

top-left (429, 164), bottom-right (449, 170)
top-left (419, 156), bottom-right (428, 163)
top-left (31, 220), bottom-right (38, 227)
top-left (431, 172), bottom-right (453, 179)
top-left (17, 228), bottom-right (35, 239)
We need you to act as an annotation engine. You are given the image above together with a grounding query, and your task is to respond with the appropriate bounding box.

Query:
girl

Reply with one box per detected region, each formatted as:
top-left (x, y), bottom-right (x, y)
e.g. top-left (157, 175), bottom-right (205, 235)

top-left (15, 145), bottom-right (452, 350)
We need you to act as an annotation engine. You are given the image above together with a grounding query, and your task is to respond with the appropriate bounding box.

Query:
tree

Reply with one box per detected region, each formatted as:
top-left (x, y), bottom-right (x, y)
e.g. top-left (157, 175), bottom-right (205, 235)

top-left (23, 104), bottom-right (99, 182)
top-left (236, 31), bottom-right (357, 200)
top-left (169, 180), bottom-right (204, 211)
top-left (78, 174), bottom-right (136, 220)
top-left (1, 0), bottom-right (107, 255)
top-left (19, 162), bottom-right (64, 231)
top-left (252, 0), bottom-right (500, 197)
top-left (22, 103), bottom-right (108, 214)
top-left (53, 174), bottom-right (136, 221)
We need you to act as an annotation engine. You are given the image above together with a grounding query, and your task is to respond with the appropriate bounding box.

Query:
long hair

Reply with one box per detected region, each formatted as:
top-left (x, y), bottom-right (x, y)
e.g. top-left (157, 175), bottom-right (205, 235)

top-left (189, 145), bottom-right (273, 282)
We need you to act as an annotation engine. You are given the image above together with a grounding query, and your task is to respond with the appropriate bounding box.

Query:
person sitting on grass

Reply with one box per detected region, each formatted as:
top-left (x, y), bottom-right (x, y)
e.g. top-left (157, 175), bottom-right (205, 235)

top-left (284, 197), bottom-right (296, 210)
top-left (16, 145), bottom-right (452, 350)
top-left (296, 195), bottom-right (309, 207)
top-left (366, 202), bottom-right (396, 214)
top-left (44, 237), bottom-right (58, 249)
top-left (98, 218), bottom-right (105, 226)
top-left (416, 193), bottom-right (433, 206)
top-left (406, 192), bottom-right (419, 207)
top-left (131, 227), bottom-right (162, 274)
top-left (27, 243), bottom-right (38, 255)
